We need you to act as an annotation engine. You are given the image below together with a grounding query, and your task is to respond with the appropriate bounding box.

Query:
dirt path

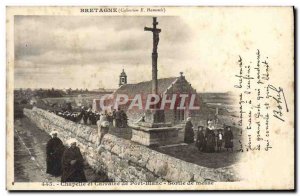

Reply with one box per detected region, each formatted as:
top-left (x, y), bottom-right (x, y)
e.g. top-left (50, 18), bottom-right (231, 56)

top-left (14, 117), bottom-right (108, 182)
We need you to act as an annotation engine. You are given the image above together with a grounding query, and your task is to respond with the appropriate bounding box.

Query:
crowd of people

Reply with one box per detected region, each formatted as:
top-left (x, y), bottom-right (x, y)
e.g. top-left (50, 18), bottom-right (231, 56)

top-left (46, 132), bottom-right (87, 182)
top-left (184, 118), bottom-right (234, 153)
top-left (53, 106), bottom-right (128, 128)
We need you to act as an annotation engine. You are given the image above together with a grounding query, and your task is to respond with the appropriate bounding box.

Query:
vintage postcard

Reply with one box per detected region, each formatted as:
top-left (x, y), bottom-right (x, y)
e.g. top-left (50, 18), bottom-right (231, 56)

top-left (6, 6), bottom-right (295, 191)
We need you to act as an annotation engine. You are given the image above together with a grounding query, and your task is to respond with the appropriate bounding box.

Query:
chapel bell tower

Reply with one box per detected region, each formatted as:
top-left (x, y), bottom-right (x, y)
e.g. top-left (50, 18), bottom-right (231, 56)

top-left (119, 69), bottom-right (127, 87)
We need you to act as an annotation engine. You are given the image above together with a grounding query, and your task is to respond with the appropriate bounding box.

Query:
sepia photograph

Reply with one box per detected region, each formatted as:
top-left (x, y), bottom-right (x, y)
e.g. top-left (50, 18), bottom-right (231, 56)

top-left (6, 6), bottom-right (295, 191)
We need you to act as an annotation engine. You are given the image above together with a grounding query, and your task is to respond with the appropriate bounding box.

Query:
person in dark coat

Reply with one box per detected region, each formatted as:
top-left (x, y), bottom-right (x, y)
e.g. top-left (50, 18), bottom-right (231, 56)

top-left (78, 106), bottom-right (86, 124)
top-left (115, 109), bottom-right (121, 128)
top-left (89, 112), bottom-right (95, 125)
top-left (205, 128), bottom-right (216, 153)
top-left (184, 117), bottom-right (194, 144)
top-left (61, 139), bottom-right (87, 182)
top-left (205, 120), bottom-right (216, 153)
top-left (46, 132), bottom-right (64, 177)
top-left (224, 126), bottom-right (234, 151)
top-left (216, 129), bottom-right (224, 152)
top-left (120, 110), bottom-right (128, 128)
top-left (83, 110), bottom-right (89, 125)
top-left (195, 126), bottom-right (205, 151)
top-left (202, 129), bottom-right (207, 152)
top-left (107, 111), bottom-right (113, 125)
top-left (86, 109), bottom-right (92, 125)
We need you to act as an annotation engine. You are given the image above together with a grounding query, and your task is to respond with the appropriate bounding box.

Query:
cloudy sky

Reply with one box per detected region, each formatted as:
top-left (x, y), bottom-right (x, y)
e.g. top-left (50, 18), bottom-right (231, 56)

top-left (14, 8), bottom-right (291, 92)
top-left (14, 16), bottom-right (195, 90)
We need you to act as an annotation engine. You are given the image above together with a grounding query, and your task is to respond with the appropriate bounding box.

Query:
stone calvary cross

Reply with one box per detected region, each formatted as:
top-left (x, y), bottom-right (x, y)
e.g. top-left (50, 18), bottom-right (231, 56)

top-left (144, 17), bottom-right (165, 123)
top-left (130, 17), bottom-right (179, 146)
top-left (144, 17), bottom-right (161, 95)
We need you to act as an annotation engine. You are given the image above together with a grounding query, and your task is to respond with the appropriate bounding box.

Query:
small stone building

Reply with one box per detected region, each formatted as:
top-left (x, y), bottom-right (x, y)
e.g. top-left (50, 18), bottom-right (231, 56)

top-left (92, 70), bottom-right (213, 126)
top-left (113, 72), bottom-right (208, 125)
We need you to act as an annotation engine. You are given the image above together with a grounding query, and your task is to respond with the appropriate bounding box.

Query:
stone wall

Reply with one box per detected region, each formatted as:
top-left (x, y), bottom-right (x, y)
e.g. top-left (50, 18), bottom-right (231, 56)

top-left (24, 107), bottom-right (237, 182)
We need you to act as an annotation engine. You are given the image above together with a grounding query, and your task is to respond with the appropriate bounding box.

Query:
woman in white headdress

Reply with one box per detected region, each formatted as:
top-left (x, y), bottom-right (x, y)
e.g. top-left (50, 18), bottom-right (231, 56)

top-left (61, 138), bottom-right (87, 182)
top-left (184, 117), bottom-right (194, 144)
top-left (205, 119), bottom-right (216, 153)
top-left (46, 131), bottom-right (64, 176)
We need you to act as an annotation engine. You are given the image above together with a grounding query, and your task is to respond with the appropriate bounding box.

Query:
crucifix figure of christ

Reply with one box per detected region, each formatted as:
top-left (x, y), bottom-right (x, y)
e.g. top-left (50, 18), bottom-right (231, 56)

top-left (144, 17), bottom-right (164, 123)
top-left (144, 17), bottom-right (161, 96)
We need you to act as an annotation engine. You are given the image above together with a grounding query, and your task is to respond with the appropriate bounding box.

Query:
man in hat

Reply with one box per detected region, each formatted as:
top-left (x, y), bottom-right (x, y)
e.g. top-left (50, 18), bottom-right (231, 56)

top-left (184, 117), bottom-right (194, 144)
top-left (46, 132), bottom-right (65, 177)
top-left (61, 139), bottom-right (87, 182)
